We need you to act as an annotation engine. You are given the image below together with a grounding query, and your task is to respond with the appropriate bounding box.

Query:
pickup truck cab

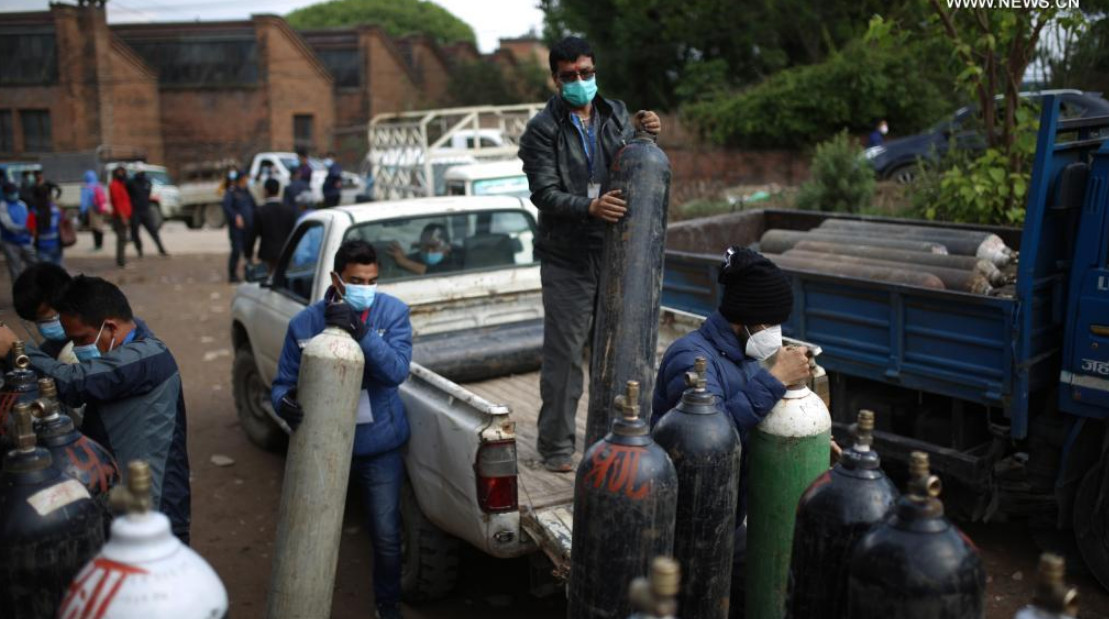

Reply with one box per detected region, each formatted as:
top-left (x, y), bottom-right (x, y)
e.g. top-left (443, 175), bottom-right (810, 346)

top-left (231, 195), bottom-right (571, 598)
top-left (246, 151), bottom-right (366, 207)
top-left (444, 160), bottom-right (531, 200)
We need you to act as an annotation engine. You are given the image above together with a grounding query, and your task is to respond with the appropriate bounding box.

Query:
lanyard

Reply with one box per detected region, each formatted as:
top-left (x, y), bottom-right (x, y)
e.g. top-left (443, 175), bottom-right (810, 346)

top-left (572, 114), bottom-right (598, 181)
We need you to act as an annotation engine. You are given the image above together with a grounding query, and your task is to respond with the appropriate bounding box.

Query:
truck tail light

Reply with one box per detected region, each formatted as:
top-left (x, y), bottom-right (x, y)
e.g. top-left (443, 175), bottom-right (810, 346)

top-left (475, 439), bottom-right (518, 513)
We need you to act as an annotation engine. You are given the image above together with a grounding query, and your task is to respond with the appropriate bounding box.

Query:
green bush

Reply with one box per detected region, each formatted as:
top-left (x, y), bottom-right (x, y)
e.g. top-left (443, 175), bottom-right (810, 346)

top-left (795, 131), bottom-right (876, 213)
top-left (682, 18), bottom-right (955, 148)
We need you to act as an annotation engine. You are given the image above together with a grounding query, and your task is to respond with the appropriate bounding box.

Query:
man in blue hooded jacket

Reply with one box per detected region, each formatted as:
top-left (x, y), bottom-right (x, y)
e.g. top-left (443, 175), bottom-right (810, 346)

top-left (651, 246), bottom-right (812, 619)
top-left (271, 239), bottom-right (412, 619)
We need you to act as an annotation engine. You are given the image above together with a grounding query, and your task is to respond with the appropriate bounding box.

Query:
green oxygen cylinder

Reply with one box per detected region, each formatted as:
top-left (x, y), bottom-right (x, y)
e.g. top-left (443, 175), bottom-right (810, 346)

top-left (746, 349), bottom-right (832, 619)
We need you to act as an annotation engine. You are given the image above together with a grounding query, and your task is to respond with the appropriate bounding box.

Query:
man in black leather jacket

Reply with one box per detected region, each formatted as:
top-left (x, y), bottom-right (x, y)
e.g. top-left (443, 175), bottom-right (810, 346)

top-left (518, 36), bottom-right (662, 472)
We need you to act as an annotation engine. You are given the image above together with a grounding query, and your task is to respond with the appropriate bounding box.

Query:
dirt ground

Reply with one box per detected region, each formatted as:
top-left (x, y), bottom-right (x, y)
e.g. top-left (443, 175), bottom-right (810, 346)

top-left (2, 236), bottom-right (1107, 618)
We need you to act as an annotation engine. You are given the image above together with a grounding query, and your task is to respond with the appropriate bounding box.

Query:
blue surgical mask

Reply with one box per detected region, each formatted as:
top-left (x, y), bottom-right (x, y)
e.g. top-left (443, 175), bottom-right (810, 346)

top-left (562, 76), bottom-right (597, 108)
top-left (37, 317), bottom-right (67, 342)
top-left (73, 321), bottom-right (114, 362)
top-left (342, 282), bottom-right (377, 311)
top-left (424, 251), bottom-right (445, 266)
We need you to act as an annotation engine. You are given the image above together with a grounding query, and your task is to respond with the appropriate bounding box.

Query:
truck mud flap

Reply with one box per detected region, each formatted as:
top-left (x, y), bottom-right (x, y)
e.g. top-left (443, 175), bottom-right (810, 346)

top-left (521, 505), bottom-right (573, 581)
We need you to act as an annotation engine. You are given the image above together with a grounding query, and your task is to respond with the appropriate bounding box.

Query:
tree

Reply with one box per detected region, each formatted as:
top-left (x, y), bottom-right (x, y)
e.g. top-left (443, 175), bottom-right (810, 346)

top-left (539, 0), bottom-right (917, 110)
top-left (447, 59), bottom-right (552, 107)
top-left (287, 0), bottom-right (476, 47)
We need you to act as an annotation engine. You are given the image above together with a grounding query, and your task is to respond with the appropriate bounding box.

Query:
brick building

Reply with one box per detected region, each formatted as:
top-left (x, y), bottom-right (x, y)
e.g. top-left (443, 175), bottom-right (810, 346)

top-left (0, 3), bottom-right (164, 163)
top-left (0, 2), bottom-right (545, 176)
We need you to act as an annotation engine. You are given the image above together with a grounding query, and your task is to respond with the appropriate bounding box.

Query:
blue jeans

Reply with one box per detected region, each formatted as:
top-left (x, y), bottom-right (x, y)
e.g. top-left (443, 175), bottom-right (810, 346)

top-left (351, 448), bottom-right (404, 609)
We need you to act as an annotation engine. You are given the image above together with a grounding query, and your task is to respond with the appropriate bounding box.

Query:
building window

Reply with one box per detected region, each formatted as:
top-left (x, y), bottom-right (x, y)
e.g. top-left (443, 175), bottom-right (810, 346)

top-left (20, 110), bottom-right (52, 153)
top-left (0, 33), bottom-right (59, 86)
top-left (294, 115), bottom-right (314, 151)
top-left (0, 111), bottom-right (13, 153)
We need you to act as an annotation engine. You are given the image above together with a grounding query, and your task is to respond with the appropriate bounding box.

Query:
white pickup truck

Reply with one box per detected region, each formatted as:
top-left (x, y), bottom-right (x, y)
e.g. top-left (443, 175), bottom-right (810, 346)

top-left (246, 152), bottom-right (366, 208)
top-left (229, 194), bottom-right (706, 599)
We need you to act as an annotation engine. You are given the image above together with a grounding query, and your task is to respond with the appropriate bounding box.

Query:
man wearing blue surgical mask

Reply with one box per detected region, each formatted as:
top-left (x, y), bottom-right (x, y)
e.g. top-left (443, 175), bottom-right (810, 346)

top-left (11, 263), bottom-right (77, 363)
top-left (0, 276), bottom-right (191, 544)
top-left (518, 36), bottom-right (663, 473)
top-left (387, 222), bottom-right (463, 276)
top-left (271, 239), bottom-right (412, 619)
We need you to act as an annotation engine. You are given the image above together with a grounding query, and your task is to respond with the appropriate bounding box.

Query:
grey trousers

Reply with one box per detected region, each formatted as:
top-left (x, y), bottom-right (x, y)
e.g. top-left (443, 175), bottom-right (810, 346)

top-left (537, 253), bottom-right (602, 460)
top-left (1, 241), bottom-right (36, 281)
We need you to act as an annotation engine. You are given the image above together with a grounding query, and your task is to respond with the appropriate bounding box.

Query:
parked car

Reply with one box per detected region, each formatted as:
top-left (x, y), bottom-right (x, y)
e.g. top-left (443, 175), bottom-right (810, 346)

top-left (865, 89), bottom-right (1109, 183)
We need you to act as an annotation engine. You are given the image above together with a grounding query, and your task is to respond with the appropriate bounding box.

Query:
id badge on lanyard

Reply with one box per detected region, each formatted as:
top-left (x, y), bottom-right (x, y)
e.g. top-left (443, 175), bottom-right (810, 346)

top-left (580, 116), bottom-right (600, 199)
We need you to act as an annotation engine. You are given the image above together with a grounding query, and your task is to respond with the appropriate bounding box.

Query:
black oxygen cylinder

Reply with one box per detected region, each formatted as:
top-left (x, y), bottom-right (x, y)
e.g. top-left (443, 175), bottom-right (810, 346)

top-left (787, 410), bottom-right (899, 619)
top-left (847, 451), bottom-right (986, 619)
top-left (0, 403), bottom-right (104, 619)
top-left (651, 357), bottom-right (740, 619)
top-left (569, 380), bottom-right (678, 619)
top-left (33, 378), bottom-right (121, 518)
top-left (1, 341), bottom-right (40, 450)
top-left (586, 132), bottom-right (670, 448)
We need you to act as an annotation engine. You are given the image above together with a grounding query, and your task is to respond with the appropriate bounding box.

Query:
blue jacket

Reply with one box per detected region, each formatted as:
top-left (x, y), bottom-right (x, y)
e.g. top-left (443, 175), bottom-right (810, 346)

top-left (323, 162), bottom-right (342, 199)
top-left (272, 290), bottom-right (413, 457)
top-left (221, 186), bottom-right (255, 228)
top-left (35, 203), bottom-right (61, 251)
top-left (26, 319), bottom-right (191, 540)
top-left (0, 197), bottom-right (31, 246)
top-left (651, 311), bottom-right (786, 523)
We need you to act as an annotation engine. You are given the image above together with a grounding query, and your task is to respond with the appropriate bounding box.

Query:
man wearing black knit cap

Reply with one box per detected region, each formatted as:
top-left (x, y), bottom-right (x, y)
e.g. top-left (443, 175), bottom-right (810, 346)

top-left (651, 246), bottom-right (811, 619)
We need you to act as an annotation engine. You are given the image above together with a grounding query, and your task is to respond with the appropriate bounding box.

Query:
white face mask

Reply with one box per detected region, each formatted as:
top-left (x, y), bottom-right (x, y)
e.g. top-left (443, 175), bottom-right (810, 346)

top-left (879, 124), bottom-right (889, 135)
top-left (744, 325), bottom-right (783, 361)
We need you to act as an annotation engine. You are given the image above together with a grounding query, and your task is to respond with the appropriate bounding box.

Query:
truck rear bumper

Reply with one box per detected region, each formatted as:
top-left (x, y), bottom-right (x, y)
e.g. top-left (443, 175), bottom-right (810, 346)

top-left (520, 504), bottom-right (573, 580)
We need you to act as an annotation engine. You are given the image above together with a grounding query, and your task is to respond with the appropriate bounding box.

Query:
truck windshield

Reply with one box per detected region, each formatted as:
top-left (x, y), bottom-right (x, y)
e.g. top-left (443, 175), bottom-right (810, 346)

top-left (280, 157), bottom-right (326, 172)
top-left (472, 176), bottom-right (530, 198)
top-left (145, 170), bottom-right (174, 186)
top-left (343, 209), bottom-right (537, 282)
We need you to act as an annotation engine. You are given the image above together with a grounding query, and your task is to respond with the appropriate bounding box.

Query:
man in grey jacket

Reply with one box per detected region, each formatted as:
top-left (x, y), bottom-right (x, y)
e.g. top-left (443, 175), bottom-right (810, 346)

top-left (518, 36), bottom-right (662, 472)
top-left (0, 275), bottom-right (191, 542)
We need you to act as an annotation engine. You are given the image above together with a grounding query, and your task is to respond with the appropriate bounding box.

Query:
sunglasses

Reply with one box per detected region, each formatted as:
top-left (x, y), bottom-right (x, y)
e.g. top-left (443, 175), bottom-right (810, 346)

top-left (556, 67), bottom-right (597, 84)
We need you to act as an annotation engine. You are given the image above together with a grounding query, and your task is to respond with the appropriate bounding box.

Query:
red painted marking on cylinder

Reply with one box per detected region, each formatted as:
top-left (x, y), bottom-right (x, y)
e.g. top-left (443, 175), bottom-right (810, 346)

top-left (582, 444), bottom-right (650, 500)
top-left (66, 439), bottom-right (119, 493)
top-left (58, 557), bottom-right (147, 619)
top-left (0, 391), bottom-right (18, 433)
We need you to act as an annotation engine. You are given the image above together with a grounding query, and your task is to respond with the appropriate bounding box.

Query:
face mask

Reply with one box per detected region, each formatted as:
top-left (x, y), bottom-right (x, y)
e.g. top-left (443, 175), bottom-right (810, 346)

top-left (879, 124), bottom-right (889, 135)
top-left (424, 251), bottom-right (445, 266)
top-left (562, 76), bottom-right (597, 108)
top-left (73, 321), bottom-right (115, 362)
top-left (37, 317), bottom-right (67, 342)
top-left (744, 324), bottom-right (782, 361)
top-left (324, 158), bottom-right (334, 167)
top-left (228, 170), bottom-right (239, 182)
top-left (342, 282), bottom-right (377, 311)
top-left (5, 193), bottom-right (18, 202)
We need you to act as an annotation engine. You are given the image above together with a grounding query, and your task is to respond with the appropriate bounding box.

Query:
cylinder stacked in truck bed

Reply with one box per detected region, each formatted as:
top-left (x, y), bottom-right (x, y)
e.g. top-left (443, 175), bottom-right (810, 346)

top-left (767, 253), bottom-right (946, 290)
top-left (783, 250), bottom-right (993, 294)
top-left (791, 240), bottom-right (1005, 286)
top-left (817, 220), bottom-right (1013, 266)
top-left (759, 229), bottom-right (949, 255)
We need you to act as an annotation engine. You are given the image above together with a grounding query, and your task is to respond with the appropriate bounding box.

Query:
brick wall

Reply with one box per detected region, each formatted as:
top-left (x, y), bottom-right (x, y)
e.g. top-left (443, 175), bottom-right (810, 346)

top-left (366, 29), bottom-right (424, 118)
top-left (258, 17), bottom-right (334, 156)
top-left (106, 38), bottom-right (163, 163)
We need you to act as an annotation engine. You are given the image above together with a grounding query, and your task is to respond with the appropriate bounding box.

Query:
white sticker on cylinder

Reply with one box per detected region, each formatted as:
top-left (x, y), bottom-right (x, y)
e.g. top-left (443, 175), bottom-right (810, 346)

top-left (27, 479), bottom-right (90, 516)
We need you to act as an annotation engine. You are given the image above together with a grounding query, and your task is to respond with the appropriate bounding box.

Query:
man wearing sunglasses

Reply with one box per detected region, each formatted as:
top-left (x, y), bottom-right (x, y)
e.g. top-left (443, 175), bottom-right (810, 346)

top-left (518, 36), bottom-right (662, 473)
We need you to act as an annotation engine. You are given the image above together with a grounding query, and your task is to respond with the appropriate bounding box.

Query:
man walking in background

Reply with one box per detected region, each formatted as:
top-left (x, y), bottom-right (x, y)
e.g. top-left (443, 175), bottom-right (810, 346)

top-left (323, 151), bottom-right (343, 208)
top-left (108, 166), bottom-right (132, 268)
top-left (254, 178), bottom-right (297, 273)
top-left (127, 169), bottom-right (169, 258)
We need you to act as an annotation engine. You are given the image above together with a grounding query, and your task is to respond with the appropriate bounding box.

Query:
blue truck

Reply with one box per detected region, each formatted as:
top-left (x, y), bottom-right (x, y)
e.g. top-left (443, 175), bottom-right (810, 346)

top-left (661, 96), bottom-right (1109, 587)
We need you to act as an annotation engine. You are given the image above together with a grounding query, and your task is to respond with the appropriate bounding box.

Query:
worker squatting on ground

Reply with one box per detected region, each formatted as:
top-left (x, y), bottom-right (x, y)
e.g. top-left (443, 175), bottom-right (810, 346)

top-left (518, 35), bottom-right (663, 473)
top-left (651, 247), bottom-right (813, 619)
top-left (270, 239), bottom-right (413, 619)
top-left (0, 274), bottom-right (192, 543)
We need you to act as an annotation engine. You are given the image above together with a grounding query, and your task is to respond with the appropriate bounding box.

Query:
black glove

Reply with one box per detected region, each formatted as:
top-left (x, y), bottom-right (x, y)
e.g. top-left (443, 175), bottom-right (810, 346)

top-left (324, 301), bottom-right (368, 341)
top-left (277, 389), bottom-right (304, 432)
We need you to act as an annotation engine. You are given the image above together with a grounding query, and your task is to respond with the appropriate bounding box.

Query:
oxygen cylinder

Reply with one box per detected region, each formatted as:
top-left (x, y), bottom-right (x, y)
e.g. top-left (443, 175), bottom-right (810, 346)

top-left (746, 355), bottom-right (832, 619)
top-left (569, 381), bottom-right (679, 619)
top-left (1013, 554), bottom-right (1079, 619)
top-left (1, 341), bottom-right (40, 449)
top-left (587, 131), bottom-right (670, 447)
top-left (57, 460), bottom-right (228, 618)
top-left (847, 451), bottom-right (986, 619)
top-left (817, 220), bottom-right (1014, 267)
top-left (628, 557), bottom-right (681, 619)
top-left (651, 357), bottom-right (740, 619)
top-left (267, 324), bottom-right (366, 619)
top-left (0, 403), bottom-right (104, 619)
top-left (768, 253), bottom-right (946, 290)
top-left (32, 378), bottom-right (120, 516)
top-left (782, 250), bottom-right (993, 294)
top-left (787, 410), bottom-right (899, 619)
top-left (791, 240), bottom-right (1006, 286)
top-left (759, 229), bottom-right (949, 255)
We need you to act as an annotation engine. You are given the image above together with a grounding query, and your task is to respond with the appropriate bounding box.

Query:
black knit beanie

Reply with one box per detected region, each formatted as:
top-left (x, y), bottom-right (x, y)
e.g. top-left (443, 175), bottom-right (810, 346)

top-left (717, 246), bottom-right (793, 325)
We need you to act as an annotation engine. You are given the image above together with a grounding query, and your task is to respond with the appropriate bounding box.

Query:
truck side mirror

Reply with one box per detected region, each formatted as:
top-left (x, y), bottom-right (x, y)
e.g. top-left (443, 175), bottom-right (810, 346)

top-left (245, 262), bottom-right (270, 285)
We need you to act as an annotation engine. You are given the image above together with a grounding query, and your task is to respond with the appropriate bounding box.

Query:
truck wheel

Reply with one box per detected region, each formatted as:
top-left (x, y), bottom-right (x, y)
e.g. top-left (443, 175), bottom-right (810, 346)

top-left (887, 164), bottom-right (919, 184)
top-left (1073, 455), bottom-right (1109, 591)
top-left (187, 208), bottom-right (204, 230)
top-left (204, 203), bottom-right (226, 229)
top-left (401, 481), bottom-right (460, 602)
top-left (231, 345), bottom-right (287, 452)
